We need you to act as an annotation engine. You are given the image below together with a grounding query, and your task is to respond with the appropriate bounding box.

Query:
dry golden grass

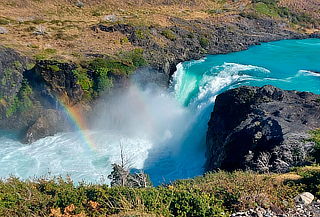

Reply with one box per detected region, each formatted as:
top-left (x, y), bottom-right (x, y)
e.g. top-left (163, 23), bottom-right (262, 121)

top-left (0, 0), bottom-right (317, 61)
top-left (279, 0), bottom-right (320, 20)
top-left (0, 0), bottom-right (248, 60)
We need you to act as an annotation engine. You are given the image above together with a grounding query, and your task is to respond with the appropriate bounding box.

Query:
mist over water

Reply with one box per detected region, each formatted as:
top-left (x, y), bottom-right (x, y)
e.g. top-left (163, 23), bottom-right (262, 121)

top-left (0, 39), bottom-right (320, 185)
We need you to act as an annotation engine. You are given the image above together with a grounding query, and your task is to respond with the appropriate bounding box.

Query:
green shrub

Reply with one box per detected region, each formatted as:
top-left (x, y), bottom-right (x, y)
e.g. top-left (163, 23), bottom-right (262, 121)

top-left (5, 80), bottom-right (33, 118)
top-left (0, 18), bottom-right (10, 25)
top-left (13, 61), bottom-right (23, 70)
top-left (250, 0), bottom-right (315, 25)
top-left (199, 37), bottom-right (209, 48)
top-left (254, 2), bottom-right (279, 18)
top-left (120, 48), bottom-right (147, 68)
top-left (48, 65), bottom-right (60, 72)
top-left (161, 29), bottom-right (176, 40)
top-left (135, 29), bottom-right (150, 40)
top-left (34, 48), bottom-right (57, 60)
top-left (168, 190), bottom-right (227, 217)
top-left (120, 36), bottom-right (130, 44)
top-left (309, 129), bottom-right (320, 163)
top-left (0, 177), bottom-right (228, 216)
top-left (292, 167), bottom-right (320, 198)
top-left (88, 58), bottom-right (114, 93)
top-left (73, 68), bottom-right (93, 92)
top-left (3, 168), bottom-right (320, 216)
top-left (252, 0), bottom-right (278, 4)
top-left (173, 171), bottom-right (300, 211)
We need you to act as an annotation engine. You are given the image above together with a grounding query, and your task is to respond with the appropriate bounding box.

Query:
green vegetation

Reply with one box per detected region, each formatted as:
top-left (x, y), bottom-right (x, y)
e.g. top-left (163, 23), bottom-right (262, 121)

top-left (244, 0), bottom-right (315, 25)
top-left (309, 129), bottom-right (320, 163)
top-left (3, 168), bottom-right (320, 216)
top-left (1, 68), bottom-right (15, 86)
top-left (13, 61), bottom-right (23, 70)
top-left (34, 48), bottom-right (58, 60)
top-left (5, 80), bottom-right (33, 118)
top-left (292, 166), bottom-right (320, 198)
top-left (120, 37), bottom-right (130, 45)
top-left (161, 29), bottom-right (176, 41)
top-left (0, 18), bottom-right (10, 25)
top-left (48, 64), bottom-right (60, 72)
top-left (88, 58), bottom-right (114, 93)
top-left (73, 67), bottom-right (94, 99)
top-left (199, 37), bottom-right (209, 48)
top-left (74, 48), bottom-right (146, 98)
top-left (253, 2), bottom-right (279, 18)
top-left (135, 29), bottom-right (151, 40)
top-left (0, 176), bottom-right (227, 217)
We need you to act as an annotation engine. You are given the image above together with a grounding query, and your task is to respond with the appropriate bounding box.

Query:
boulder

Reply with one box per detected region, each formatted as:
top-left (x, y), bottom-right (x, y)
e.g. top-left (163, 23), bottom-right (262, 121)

top-left (103, 15), bottom-right (120, 23)
top-left (0, 27), bottom-right (8, 34)
top-left (206, 85), bottom-right (320, 173)
top-left (33, 25), bottom-right (47, 35)
top-left (22, 109), bottom-right (69, 143)
top-left (295, 192), bottom-right (315, 205)
top-left (75, 1), bottom-right (84, 8)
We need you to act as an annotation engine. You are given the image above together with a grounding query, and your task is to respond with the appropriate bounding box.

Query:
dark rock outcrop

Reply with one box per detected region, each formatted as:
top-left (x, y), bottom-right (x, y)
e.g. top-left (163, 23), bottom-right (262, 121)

top-left (206, 85), bottom-right (320, 173)
top-left (25, 60), bottom-right (84, 106)
top-left (0, 46), bottom-right (26, 100)
top-left (22, 109), bottom-right (69, 143)
top-left (0, 46), bottom-right (40, 130)
top-left (0, 54), bottom-right (81, 142)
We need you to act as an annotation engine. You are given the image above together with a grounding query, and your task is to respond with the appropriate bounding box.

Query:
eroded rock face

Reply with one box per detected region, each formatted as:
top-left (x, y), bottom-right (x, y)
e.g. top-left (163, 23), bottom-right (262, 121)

top-left (0, 46), bottom-right (26, 99)
top-left (22, 109), bottom-right (69, 144)
top-left (0, 53), bottom-right (81, 142)
top-left (206, 85), bottom-right (320, 173)
top-left (0, 46), bottom-right (39, 130)
top-left (25, 60), bottom-right (84, 106)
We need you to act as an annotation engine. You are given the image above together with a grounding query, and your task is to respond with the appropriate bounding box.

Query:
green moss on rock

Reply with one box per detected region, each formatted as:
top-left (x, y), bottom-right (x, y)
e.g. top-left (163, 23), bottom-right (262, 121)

top-left (5, 80), bottom-right (33, 118)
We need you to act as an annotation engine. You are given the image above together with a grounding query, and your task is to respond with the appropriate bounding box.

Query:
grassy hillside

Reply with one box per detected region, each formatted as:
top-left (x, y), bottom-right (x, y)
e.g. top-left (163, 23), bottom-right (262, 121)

top-left (0, 0), bottom-right (318, 62)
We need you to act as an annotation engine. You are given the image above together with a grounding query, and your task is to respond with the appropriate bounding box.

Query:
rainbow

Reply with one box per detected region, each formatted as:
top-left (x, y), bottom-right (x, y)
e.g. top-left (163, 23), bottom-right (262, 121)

top-left (56, 97), bottom-right (97, 152)
top-left (53, 83), bottom-right (156, 153)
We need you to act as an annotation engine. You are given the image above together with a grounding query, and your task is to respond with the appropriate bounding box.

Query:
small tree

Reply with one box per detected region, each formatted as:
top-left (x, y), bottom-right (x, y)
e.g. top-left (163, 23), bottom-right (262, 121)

top-left (108, 143), bottom-right (152, 187)
top-left (256, 152), bottom-right (272, 173)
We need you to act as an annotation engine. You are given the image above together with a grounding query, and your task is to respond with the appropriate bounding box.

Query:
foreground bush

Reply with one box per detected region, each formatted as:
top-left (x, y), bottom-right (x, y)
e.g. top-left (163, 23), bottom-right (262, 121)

top-left (0, 176), bottom-right (227, 216)
top-left (2, 168), bottom-right (320, 216)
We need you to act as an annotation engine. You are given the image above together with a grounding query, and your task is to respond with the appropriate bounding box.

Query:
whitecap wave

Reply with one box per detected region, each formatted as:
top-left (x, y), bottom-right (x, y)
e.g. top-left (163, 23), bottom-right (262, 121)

top-left (297, 70), bottom-right (320, 77)
top-left (192, 63), bottom-right (270, 108)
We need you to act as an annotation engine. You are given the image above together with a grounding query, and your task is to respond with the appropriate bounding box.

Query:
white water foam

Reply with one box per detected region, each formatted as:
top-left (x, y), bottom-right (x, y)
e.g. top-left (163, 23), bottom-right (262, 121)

top-left (191, 63), bottom-right (270, 108)
top-left (297, 70), bottom-right (320, 77)
top-left (0, 131), bottom-right (152, 184)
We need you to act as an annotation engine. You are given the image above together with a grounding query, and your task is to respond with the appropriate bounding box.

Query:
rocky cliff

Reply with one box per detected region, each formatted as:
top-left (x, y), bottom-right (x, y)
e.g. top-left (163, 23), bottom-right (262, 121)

top-left (95, 16), bottom-right (311, 77)
top-left (206, 85), bottom-right (320, 173)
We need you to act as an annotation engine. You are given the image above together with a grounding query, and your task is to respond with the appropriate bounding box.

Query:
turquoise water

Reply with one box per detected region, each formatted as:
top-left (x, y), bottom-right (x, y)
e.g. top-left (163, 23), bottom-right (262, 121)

top-left (148, 38), bottom-right (320, 184)
top-left (0, 39), bottom-right (319, 185)
top-left (173, 39), bottom-right (320, 108)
